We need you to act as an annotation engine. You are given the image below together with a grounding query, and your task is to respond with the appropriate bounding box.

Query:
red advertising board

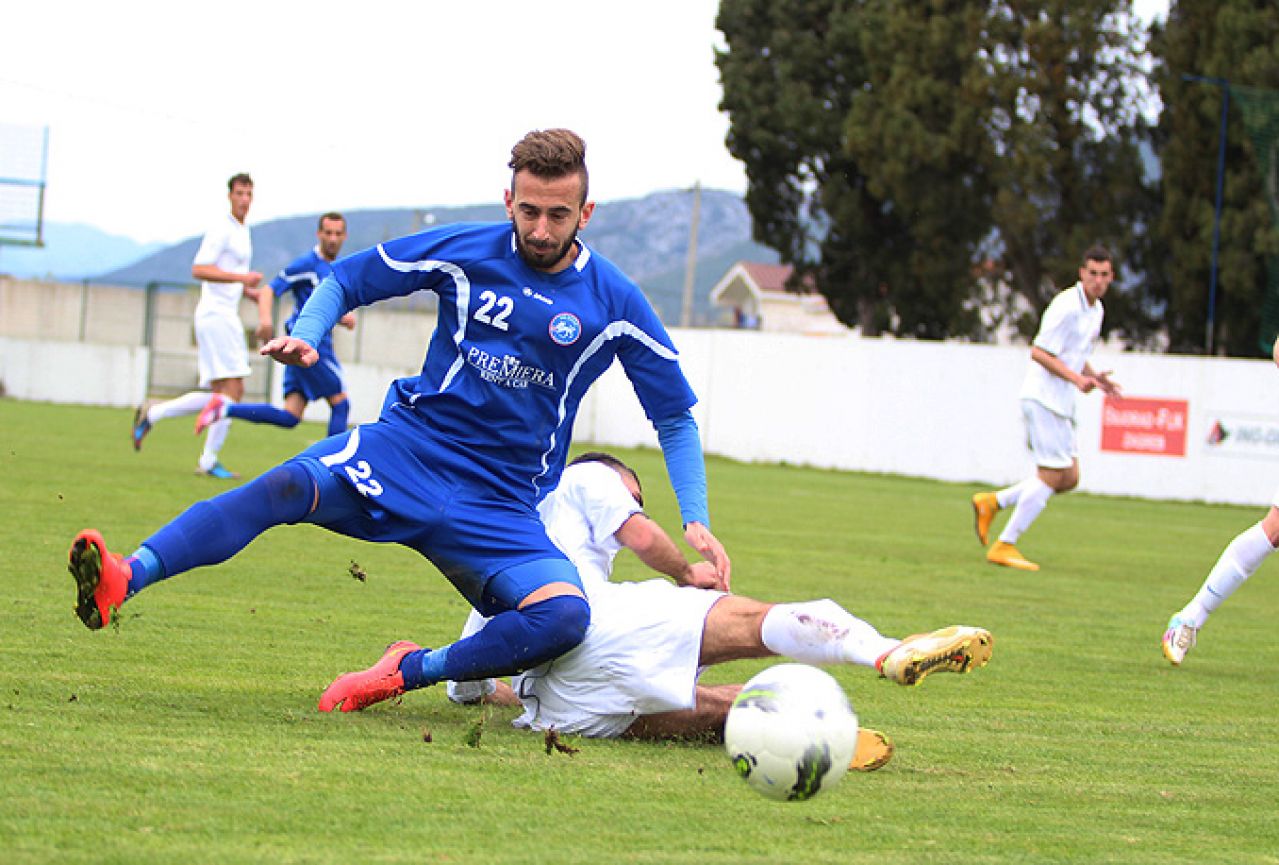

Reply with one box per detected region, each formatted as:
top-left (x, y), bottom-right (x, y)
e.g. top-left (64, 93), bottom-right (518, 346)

top-left (1100, 396), bottom-right (1188, 456)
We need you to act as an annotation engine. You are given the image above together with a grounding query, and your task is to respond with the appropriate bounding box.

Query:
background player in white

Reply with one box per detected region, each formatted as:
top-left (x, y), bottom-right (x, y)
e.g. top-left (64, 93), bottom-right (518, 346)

top-left (1163, 334), bottom-right (1279, 665)
top-left (194, 212), bottom-right (357, 439)
top-left (130, 173), bottom-right (269, 479)
top-left (972, 245), bottom-right (1122, 571)
top-left (441, 452), bottom-right (992, 752)
top-left (67, 131), bottom-right (729, 714)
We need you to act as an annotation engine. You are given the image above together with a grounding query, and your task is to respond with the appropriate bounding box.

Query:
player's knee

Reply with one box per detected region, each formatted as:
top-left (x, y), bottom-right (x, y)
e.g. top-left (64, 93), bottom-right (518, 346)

top-left (522, 594), bottom-right (590, 663)
top-left (255, 462), bottom-right (314, 522)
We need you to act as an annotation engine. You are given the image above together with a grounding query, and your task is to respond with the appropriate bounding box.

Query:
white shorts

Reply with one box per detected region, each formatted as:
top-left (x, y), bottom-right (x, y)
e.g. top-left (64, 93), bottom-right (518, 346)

top-left (449, 580), bottom-right (726, 739)
top-left (195, 310), bottom-right (251, 386)
top-left (1021, 398), bottom-right (1076, 470)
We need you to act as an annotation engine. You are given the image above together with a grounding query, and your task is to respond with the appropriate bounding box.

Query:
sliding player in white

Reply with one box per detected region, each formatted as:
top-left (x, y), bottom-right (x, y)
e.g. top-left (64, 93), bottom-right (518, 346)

top-left (446, 452), bottom-right (992, 767)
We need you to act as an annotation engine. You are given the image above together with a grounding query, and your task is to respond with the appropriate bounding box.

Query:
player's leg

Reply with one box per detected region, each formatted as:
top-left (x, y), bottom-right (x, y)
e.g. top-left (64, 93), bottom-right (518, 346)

top-left (320, 560), bottom-right (590, 713)
top-left (987, 401), bottom-right (1071, 571)
top-left (132, 391), bottom-right (213, 451)
top-left (1163, 505), bottom-right (1279, 665)
top-left (198, 389), bottom-right (302, 433)
top-left (324, 394), bottom-right (351, 438)
top-left (194, 311), bottom-right (251, 477)
top-left (702, 595), bottom-right (990, 685)
top-left (623, 684), bottom-right (741, 740)
top-left (308, 353), bottom-right (352, 438)
top-left (66, 457), bottom-right (335, 629)
top-left (196, 377), bottom-right (242, 478)
top-left (699, 596), bottom-right (899, 669)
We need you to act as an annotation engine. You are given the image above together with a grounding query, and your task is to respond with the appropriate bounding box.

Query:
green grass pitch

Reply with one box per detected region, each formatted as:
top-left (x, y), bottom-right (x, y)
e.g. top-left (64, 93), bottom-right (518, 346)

top-left (1, 398), bottom-right (1277, 864)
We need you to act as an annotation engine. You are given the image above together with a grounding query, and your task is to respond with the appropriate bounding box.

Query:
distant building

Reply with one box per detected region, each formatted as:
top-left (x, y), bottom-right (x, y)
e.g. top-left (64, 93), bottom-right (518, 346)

top-left (709, 262), bottom-right (849, 335)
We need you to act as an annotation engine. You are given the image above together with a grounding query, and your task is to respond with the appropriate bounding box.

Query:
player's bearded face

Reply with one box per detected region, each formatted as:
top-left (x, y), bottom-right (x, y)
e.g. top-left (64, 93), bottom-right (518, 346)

top-left (506, 171), bottom-right (594, 273)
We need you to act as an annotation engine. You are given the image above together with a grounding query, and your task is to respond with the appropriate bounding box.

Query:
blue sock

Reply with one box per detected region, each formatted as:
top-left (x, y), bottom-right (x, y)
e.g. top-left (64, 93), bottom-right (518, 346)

top-left (124, 545), bottom-right (165, 596)
top-left (399, 595), bottom-right (589, 690)
top-left (227, 403), bottom-right (300, 428)
top-left (327, 399), bottom-right (350, 437)
top-left (140, 462), bottom-right (314, 580)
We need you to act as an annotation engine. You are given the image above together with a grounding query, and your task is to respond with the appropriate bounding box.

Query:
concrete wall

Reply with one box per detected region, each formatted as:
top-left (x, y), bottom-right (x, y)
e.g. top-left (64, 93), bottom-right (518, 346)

top-left (3, 278), bottom-right (1275, 507)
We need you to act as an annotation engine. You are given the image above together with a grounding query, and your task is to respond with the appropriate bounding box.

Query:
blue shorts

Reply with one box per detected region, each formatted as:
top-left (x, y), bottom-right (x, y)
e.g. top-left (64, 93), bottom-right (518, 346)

top-left (282, 345), bottom-right (345, 402)
top-left (289, 416), bottom-right (578, 614)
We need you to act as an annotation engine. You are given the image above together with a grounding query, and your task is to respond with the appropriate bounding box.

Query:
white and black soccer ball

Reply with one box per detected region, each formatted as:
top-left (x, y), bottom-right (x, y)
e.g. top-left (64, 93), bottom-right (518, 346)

top-left (724, 663), bottom-right (858, 802)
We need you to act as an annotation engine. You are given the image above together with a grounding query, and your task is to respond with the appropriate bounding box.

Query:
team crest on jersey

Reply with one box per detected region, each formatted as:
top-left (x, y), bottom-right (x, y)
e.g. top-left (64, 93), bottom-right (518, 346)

top-left (549, 312), bottom-right (582, 346)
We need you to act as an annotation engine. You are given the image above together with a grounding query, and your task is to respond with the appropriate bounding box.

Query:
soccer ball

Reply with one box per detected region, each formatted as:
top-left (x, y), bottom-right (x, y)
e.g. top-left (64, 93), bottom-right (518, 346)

top-left (724, 663), bottom-right (858, 802)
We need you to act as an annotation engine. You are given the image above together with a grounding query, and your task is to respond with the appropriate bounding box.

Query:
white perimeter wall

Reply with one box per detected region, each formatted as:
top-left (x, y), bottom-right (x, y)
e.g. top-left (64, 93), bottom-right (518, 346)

top-left (4, 330), bottom-right (1276, 507)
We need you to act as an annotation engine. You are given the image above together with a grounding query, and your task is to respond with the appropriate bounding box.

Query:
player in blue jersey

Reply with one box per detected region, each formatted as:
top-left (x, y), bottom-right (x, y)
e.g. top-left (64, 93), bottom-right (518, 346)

top-left (194, 212), bottom-right (357, 439)
top-left (66, 128), bottom-right (730, 714)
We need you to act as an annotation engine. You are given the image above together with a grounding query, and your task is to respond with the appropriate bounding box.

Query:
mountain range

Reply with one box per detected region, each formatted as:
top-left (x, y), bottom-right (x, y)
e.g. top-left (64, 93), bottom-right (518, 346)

top-left (2, 189), bottom-right (778, 326)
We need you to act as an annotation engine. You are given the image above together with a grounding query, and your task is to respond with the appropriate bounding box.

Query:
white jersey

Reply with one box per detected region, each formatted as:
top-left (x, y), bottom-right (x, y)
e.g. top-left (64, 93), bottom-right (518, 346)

top-left (1019, 281), bottom-right (1104, 418)
top-left (534, 460), bottom-right (642, 592)
top-left (192, 213), bottom-right (253, 318)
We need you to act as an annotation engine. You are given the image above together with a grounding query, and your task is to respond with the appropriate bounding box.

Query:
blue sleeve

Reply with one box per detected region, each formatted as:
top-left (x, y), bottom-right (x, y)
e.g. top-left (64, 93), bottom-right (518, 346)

top-left (654, 410), bottom-right (710, 528)
top-left (289, 274), bottom-right (347, 348)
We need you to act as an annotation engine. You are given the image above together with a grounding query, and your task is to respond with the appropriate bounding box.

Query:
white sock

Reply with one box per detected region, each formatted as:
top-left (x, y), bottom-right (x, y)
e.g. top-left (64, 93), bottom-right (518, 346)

top-left (995, 477), bottom-right (1036, 510)
top-left (999, 477), bottom-right (1053, 544)
top-left (148, 391), bottom-right (214, 422)
top-left (1178, 522), bottom-right (1275, 628)
top-left (760, 599), bottom-right (899, 669)
top-left (199, 416), bottom-right (232, 468)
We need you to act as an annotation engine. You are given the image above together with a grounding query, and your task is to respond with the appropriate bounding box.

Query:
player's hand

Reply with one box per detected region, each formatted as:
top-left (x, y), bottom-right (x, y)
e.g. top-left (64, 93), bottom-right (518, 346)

top-left (1094, 370), bottom-right (1122, 396)
top-left (254, 322), bottom-right (274, 345)
top-left (339, 312), bottom-right (357, 330)
top-left (682, 561), bottom-right (726, 591)
top-left (1075, 374), bottom-right (1096, 394)
top-left (261, 336), bottom-right (318, 367)
top-left (684, 521), bottom-right (731, 591)
top-left (243, 271), bottom-right (264, 289)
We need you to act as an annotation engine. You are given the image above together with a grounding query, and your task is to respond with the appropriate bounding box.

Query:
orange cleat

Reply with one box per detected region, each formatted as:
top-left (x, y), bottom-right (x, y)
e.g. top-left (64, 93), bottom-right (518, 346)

top-left (849, 727), bottom-right (895, 772)
top-left (971, 492), bottom-right (999, 546)
top-left (67, 529), bottom-right (130, 630)
top-left (318, 641), bottom-right (423, 713)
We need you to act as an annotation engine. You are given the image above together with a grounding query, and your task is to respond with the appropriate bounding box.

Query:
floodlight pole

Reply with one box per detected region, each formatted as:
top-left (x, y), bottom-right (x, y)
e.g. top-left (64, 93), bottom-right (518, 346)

top-left (1184, 74), bottom-right (1230, 355)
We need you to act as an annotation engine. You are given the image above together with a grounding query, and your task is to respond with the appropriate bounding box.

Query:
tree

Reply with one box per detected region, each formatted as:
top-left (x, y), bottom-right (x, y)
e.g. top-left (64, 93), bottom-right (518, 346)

top-left (715, 0), bottom-right (1158, 342)
top-left (1152, 0), bottom-right (1279, 356)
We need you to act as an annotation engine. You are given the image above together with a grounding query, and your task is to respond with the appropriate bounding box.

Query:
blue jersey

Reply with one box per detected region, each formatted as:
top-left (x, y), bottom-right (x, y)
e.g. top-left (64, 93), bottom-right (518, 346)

top-left (270, 247), bottom-right (336, 355)
top-left (304, 221), bottom-right (697, 503)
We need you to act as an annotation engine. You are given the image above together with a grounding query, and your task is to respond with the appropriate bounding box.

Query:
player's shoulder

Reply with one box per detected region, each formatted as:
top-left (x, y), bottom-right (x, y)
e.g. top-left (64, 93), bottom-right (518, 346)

top-left (283, 247), bottom-right (322, 273)
top-left (381, 221), bottom-right (509, 265)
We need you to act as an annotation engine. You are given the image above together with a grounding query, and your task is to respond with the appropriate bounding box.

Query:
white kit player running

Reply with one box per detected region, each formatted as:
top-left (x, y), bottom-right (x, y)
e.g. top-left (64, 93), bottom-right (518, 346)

top-left (131, 173), bottom-right (269, 479)
top-left (446, 452), bottom-right (993, 756)
top-left (1163, 333), bottom-right (1279, 665)
top-left (972, 244), bottom-right (1122, 571)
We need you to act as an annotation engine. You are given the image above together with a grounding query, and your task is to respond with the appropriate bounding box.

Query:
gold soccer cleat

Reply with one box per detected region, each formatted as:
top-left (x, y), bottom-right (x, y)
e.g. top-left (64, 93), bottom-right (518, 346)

top-left (878, 626), bottom-right (994, 687)
top-left (986, 541), bottom-right (1039, 572)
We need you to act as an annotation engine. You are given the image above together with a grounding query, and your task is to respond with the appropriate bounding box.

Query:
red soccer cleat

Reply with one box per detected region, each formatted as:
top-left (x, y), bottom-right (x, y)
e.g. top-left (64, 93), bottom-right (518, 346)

top-left (67, 529), bottom-right (130, 630)
top-left (318, 641), bottom-right (423, 713)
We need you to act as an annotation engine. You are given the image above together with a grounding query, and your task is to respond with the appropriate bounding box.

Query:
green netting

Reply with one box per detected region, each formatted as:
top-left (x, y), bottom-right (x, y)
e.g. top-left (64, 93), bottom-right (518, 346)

top-left (1233, 84), bottom-right (1279, 355)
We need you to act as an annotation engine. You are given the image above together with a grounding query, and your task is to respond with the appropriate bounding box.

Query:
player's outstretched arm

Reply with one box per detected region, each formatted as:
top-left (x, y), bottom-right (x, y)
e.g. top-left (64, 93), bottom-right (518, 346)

top-left (261, 336), bottom-right (318, 367)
